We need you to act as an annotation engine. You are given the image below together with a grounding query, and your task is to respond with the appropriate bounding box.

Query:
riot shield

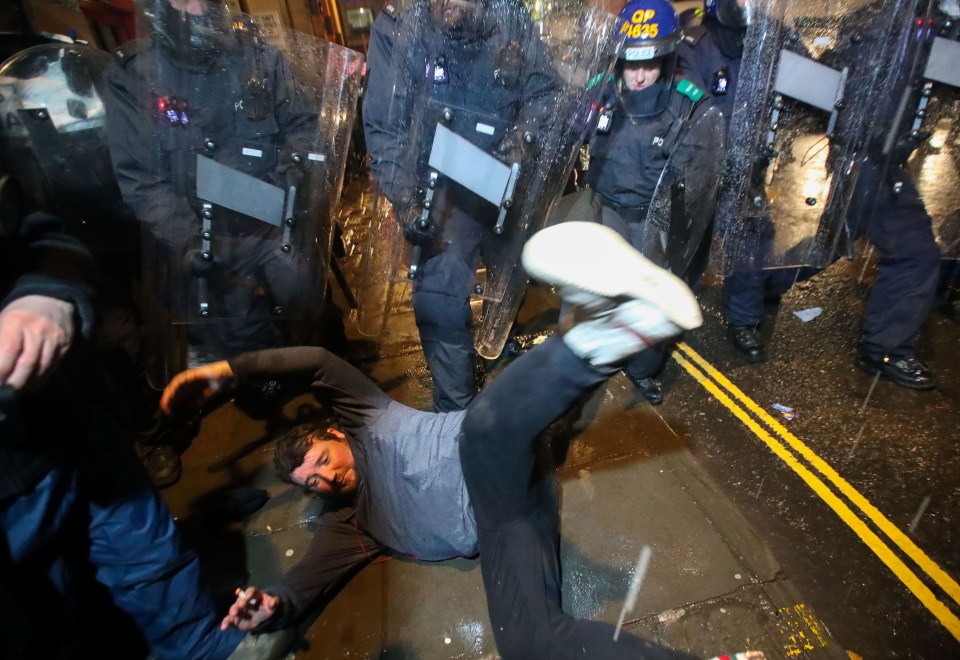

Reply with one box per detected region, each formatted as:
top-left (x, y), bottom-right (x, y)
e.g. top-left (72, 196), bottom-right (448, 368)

top-left (0, 42), bottom-right (137, 252)
top-left (710, 0), bottom-right (921, 276)
top-left (901, 19), bottom-right (960, 261)
top-left (103, 3), bottom-right (363, 387)
top-left (641, 105), bottom-right (724, 275)
top-left (831, 2), bottom-right (960, 263)
top-left (357, 0), bottom-right (622, 360)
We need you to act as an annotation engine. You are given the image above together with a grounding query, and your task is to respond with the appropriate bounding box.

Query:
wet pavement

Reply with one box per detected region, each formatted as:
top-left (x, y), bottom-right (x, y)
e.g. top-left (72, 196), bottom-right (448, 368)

top-left (162, 178), bottom-right (959, 659)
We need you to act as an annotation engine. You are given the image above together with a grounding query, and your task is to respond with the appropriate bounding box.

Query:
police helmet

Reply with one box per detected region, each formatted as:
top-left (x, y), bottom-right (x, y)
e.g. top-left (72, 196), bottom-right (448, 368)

top-left (148, 0), bottom-right (230, 71)
top-left (704, 0), bottom-right (750, 28)
top-left (426, 0), bottom-right (489, 42)
top-left (616, 0), bottom-right (682, 62)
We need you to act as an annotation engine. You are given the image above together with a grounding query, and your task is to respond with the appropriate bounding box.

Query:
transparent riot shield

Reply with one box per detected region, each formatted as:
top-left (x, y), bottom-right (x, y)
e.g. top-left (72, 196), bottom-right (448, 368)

top-left (103, 3), bottom-right (363, 387)
top-left (710, 0), bottom-right (920, 276)
top-left (0, 42), bottom-right (137, 252)
top-left (829, 2), bottom-right (960, 265)
top-left (900, 23), bottom-right (960, 261)
top-left (641, 105), bottom-right (724, 275)
top-left (357, 0), bottom-right (622, 360)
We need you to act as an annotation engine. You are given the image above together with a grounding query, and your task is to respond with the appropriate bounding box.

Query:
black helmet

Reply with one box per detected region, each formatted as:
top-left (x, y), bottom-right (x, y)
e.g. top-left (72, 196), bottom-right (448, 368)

top-left (613, 0), bottom-right (681, 117)
top-left (704, 0), bottom-right (751, 28)
top-left (149, 0), bottom-right (230, 71)
top-left (425, 0), bottom-right (489, 42)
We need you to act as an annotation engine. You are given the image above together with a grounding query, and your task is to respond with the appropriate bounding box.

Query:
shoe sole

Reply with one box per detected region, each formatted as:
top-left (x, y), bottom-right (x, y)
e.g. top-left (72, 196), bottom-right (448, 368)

top-left (522, 222), bottom-right (703, 330)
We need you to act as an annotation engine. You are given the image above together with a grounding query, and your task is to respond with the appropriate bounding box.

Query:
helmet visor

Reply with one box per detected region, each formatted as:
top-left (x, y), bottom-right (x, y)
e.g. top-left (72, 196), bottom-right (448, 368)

top-left (716, 0), bottom-right (751, 28)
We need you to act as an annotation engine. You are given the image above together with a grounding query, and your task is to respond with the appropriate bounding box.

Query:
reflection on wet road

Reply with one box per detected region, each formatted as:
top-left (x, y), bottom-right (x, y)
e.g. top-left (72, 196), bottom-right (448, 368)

top-left (673, 341), bottom-right (960, 641)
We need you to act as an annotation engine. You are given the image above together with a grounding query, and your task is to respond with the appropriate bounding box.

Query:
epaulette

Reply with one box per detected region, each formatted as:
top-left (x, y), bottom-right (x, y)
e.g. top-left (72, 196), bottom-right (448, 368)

top-left (114, 37), bottom-right (150, 65)
top-left (675, 78), bottom-right (704, 104)
top-left (682, 25), bottom-right (708, 46)
top-left (586, 71), bottom-right (616, 90)
top-left (382, 3), bottom-right (398, 19)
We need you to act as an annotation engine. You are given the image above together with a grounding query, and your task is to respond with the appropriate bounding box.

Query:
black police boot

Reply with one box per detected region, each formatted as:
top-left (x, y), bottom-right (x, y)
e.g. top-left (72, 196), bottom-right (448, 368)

top-left (728, 325), bottom-right (764, 362)
top-left (857, 352), bottom-right (937, 390)
top-left (628, 375), bottom-right (663, 406)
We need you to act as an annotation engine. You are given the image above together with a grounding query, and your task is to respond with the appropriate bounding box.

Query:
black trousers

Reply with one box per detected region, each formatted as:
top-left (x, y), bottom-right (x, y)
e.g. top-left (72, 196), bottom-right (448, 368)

top-left (459, 336), bottom-right (695, 660)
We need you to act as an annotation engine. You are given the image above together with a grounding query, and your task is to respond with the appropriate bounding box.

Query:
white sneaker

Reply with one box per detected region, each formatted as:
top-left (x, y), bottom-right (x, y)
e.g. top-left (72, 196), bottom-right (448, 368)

top-left (522, 222), bottom-right (703, 366)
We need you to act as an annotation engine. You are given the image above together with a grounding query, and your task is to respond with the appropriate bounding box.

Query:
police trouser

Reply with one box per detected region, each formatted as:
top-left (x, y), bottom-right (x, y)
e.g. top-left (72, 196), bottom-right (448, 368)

top-left (598, 202), bottom-right (710, 381)
top-left (460, 336), bottom-right (697, 660)
top-left (412, 185), bottom-right (501, 412)
top-left (853, 160), bottom-right (940, 357)
top-left (723, 218), bottom-right (820, 327)
top-left (724, 161), bottom-right (939, 357)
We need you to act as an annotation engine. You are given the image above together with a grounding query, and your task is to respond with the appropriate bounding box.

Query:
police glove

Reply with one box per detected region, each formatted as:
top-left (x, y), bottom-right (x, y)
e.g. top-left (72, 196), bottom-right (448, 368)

top-left (891, 131), bottom-right (929, 166)
top-left (398, 202), bottom-right (439, 246)
top-left (184, 248), bottom-right (218, 278)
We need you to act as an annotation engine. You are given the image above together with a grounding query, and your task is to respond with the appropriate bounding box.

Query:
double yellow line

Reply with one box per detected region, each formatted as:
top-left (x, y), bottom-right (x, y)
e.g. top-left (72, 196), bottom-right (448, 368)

top-left (672, 342), bottom-right (960, 642)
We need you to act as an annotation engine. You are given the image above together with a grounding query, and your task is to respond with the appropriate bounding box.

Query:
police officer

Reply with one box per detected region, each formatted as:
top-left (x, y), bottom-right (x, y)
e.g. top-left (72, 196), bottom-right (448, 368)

top-left (363, 0), bottom-right (559, 412)
top-left (0, 16), bottom-right (176, 483)
top-left (676, 0), bottom-right (794, 364)
top-left (679, 0), bottom-right (941, 389)
top-left (104, 0), bottom-right (330, 369)
top-left (584, 0), bottom-right (708, 405)
top-left (838, 0), bottom-right (943, 389)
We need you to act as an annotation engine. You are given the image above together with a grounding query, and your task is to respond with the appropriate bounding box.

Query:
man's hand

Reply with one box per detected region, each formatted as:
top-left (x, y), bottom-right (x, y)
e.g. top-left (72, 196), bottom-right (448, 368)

top-left (0, 295), bottom-right (74, 391)
top-left (221, 586), bottom-right (279, 632)
top-left (160, 360), bottom-right (236, 418)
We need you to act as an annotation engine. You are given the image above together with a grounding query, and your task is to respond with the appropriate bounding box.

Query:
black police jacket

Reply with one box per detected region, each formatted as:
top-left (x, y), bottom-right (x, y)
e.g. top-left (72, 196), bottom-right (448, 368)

top-left (103, 34), bottom-right (318, 249)
top-left (362, 0), bottom-right (559, 206)
top-left (676, 16), bottom-right (743, 131)
top-left (587, 79), bottom-right (703, 210)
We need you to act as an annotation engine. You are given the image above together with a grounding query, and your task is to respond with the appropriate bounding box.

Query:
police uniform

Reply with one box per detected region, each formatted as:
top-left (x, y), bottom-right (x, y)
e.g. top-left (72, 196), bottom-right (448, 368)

top-left (676, 16), bottom-right (741, 124)
top-left (680, 2), bottom-right (940, 387)
top-left (676, 15), bottom-right (799, 346)
top-left (585, 76), bottom-right (707, 391)
top-left (104, 31), bottom-right (320, 358)
top-left (363, 0), bottom-right (558, 412)
top-left (839, 1), bottom-right (941, 385)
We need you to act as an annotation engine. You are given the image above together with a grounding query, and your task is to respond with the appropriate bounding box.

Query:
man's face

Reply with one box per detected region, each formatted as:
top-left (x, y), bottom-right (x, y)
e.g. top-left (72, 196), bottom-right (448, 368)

top-left (622, 60), bottom-right (662, 91)
top-left (290, 429), bottom-right (359, 496)
top-left (427, 0), bottom-right (480, 30)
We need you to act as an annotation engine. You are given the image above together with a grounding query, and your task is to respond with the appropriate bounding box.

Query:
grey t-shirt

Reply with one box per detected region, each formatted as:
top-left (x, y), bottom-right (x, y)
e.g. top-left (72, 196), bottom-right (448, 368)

top-left (353, 401), bottom-right (476, 560)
